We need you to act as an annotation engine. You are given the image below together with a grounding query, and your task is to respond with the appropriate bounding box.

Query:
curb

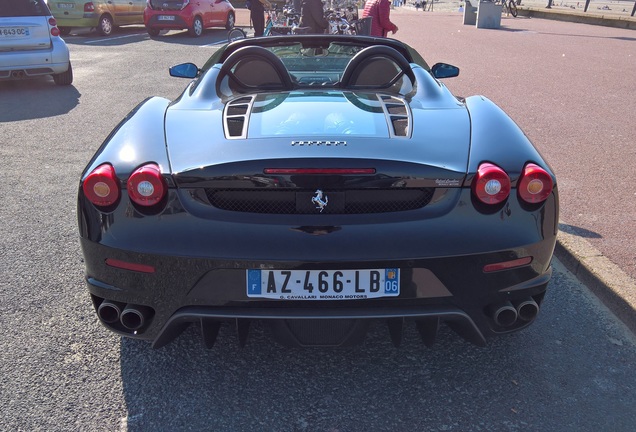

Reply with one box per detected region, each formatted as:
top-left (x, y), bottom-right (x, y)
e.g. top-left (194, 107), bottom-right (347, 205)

top-left (555, 223), bottom-right (636, 334)
top-left (517, 6), bottom-right (636, 29)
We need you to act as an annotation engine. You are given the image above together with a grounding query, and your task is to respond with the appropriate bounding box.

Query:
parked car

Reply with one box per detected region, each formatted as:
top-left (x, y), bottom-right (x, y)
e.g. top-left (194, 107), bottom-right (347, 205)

top-left (0, 0), bottom-right (72, 85)
top-left (144, 0), bottom-right (236, 37)
top-left (48, 0), bottom-right (146, 36)
top-left (77, 35), bottom-right (559, 349)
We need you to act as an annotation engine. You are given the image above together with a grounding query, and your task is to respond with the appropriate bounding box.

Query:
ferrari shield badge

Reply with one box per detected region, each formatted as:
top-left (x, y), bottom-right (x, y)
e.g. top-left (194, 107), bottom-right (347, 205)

top-left (311, 189), bottom-right (328, 212)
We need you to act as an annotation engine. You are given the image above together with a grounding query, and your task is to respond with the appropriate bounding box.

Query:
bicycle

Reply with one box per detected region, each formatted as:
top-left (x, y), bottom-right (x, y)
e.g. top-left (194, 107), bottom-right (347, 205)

top-left (228, 6), bottom-right (296, 42)
top-left (498, 0), bottom-right (518, 17)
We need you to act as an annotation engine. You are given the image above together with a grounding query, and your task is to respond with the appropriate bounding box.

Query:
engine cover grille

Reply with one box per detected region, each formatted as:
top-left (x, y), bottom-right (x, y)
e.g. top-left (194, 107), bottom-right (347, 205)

top-left (204, 188), bottom-right (435, 214)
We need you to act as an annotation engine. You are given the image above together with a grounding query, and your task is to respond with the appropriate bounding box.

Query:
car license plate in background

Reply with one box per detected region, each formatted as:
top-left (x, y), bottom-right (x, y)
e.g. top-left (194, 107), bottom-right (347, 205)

top-left (247, 269), bottom-right (399, 300)
top-left (158, 15), bottom-right (176, 21)
top-left (57, 3), bottom-right (75, 8)
top-left (0, 27), bottom-right (29, 37)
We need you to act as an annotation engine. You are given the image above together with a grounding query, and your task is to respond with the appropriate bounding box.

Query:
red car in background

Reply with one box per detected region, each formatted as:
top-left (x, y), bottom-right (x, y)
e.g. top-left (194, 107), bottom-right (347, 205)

top-left (144, 0), bottom-right (236, 37)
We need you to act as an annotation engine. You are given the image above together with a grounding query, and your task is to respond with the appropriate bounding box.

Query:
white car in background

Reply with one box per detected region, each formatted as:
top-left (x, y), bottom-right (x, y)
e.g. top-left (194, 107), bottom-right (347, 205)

top-left (0, 0), bottom-right (73, 85)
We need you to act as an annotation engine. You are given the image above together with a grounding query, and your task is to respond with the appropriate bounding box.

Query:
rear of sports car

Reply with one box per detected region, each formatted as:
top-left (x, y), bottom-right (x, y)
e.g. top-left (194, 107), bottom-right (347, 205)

top-left (78, 53), bottom-right (558, 349)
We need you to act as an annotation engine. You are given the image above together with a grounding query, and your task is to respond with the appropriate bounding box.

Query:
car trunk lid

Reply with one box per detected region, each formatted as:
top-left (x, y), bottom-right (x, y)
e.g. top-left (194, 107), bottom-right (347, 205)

top-left (165, 91), bottom-right (471, 190)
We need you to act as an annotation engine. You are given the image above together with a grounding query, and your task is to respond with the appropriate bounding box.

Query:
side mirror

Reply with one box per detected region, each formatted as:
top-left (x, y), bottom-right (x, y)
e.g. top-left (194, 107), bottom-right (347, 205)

top-left (169, 63), bottom-right (200, 79)
top-left (431, 63), bottom-right (460, 79)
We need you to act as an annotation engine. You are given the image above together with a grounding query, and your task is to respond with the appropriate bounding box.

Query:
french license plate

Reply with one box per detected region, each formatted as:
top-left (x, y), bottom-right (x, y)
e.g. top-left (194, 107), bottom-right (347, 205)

top-left (158, 15), bottom-right (176, 21)
top-left (57, 3), bottom-right (75, 8)
top-left (247, 269), bottom-right (400, 300)
top-left (0, 27), bottom-right (29, 37)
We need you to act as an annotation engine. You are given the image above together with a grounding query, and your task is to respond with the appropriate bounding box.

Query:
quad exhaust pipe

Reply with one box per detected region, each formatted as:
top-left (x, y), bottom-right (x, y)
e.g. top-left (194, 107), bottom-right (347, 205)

top-left (514, 298), bottom-right (540, 322)
top-left (489, 297), bottom-right (540, 327)
top-left (97, 300), bottom-right (152, 331)
top-left (120, 305), bottom-right (152, 330)
top-left (97, 300), bottom-right (125, 324)
top-left (489, 301), bottom-right (518, 327)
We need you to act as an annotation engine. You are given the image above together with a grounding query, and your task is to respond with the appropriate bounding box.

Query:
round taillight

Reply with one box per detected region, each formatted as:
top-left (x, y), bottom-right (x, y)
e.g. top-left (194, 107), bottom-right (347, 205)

top-left (83, 164), bottom-right (120, 207)
top-left (48, 17), bottom-right (57, 26)
top-left (472, 163), bottom-right (511, 205)
top-left (518, 163), bottom-right (553, 204)
top-left (127, 164), bottom-right (167, 207)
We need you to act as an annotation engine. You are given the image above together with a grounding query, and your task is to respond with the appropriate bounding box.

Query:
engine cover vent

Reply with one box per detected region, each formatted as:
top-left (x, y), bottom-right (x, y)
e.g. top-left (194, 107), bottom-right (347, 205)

top-left (379, 95), bottom-right (411, 138)
top-left (224, 95), bottom-right (255, 139)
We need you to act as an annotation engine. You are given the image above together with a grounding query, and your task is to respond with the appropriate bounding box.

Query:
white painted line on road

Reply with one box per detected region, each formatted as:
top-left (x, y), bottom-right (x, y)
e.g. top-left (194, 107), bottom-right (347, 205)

top-left (84, 33), bottom-right (146, 44)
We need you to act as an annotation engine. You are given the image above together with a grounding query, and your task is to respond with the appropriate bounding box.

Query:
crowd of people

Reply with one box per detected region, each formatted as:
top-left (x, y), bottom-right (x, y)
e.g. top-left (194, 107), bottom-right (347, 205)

top-left (247, 0), bottom-right (400, 37)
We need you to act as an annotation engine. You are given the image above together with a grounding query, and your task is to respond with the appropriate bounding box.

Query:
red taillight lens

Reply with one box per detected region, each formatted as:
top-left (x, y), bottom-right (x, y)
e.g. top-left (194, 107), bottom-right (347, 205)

top-left (48, 17), bottom-right (60, 36)
top-left (127, 163), bottom-right (167, 207)
top-left (83, 164), bottom-right (120, 207)
top-left (518, 163), bottom-right (553, 204)
top-left (472, 163), bottom-right (511, 205)
top-left (84, 2), bottom-right (95, 12)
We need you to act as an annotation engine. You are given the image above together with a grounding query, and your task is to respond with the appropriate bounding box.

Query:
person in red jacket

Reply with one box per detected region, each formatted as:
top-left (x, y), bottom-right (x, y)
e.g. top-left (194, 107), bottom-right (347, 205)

top-left (361, 0), bottom-right (399, 37)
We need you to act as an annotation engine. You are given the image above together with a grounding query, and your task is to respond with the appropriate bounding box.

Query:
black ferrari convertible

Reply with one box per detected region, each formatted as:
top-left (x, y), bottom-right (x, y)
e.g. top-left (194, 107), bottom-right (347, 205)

top-left (77, 35), bottom-right (558, 348)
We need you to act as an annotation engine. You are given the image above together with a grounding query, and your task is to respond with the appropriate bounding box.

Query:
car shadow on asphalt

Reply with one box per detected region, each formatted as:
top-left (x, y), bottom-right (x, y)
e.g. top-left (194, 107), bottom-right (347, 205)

top-left (559, 223), bottom-right (602, 239)
top-left (0, 80), bottom-right (80, 122)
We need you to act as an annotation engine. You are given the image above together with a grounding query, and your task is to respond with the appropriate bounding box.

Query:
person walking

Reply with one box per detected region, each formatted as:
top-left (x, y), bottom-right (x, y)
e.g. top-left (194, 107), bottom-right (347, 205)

top-left (299, 0), bottom-right (329, 34)
top-left (249, 0), bottom-right (272, 37)
top-left (361, 0), bottom-right (398, 37)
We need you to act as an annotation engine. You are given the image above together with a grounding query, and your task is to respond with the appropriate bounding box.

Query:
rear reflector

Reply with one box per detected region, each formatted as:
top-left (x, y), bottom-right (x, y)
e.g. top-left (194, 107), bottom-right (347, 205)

top-left (106, 258), bottom-right (155, 273)
top-left (264, 168), bottom-right (376, 175)
top-left (483, 257), bottom-right (533, 273)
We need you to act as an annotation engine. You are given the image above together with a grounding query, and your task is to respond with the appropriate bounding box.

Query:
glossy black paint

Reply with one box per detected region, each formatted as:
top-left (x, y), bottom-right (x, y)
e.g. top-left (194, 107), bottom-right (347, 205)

top-left (77, 35), bottom-right (559, 348)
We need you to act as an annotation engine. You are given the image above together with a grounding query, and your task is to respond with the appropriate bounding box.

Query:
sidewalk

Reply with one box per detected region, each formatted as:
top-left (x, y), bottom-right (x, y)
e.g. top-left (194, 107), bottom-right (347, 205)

top-left (399, 0), bottom-right (636, 29)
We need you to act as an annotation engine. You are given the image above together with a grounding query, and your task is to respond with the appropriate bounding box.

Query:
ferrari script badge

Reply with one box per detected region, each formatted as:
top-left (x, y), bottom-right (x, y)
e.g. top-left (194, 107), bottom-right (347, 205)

top-left (311, 189), bottom-right (328, 212)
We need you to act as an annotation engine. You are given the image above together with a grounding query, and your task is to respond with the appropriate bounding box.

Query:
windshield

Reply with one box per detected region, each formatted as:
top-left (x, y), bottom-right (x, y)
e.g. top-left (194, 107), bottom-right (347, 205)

top-left (0, 0), bottom-right (50, 17)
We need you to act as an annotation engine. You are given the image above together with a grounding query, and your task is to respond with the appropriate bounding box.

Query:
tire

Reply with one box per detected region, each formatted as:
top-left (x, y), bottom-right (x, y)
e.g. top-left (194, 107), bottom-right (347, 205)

top-left (59, 26), bottom-right (71, 36)
top-left (53, 62), bottom-right (73, 86)
top-left (147, 27), bottom-right (160, 37)
top-left (189, 16), bottom-right (203, 37)
top-left (509, 1), bottom-right (518, 17)
top-left (227, 27), bottom-right (246, 43)
top-left (97, 14), bottom-right (113, 36)
top-left (225, 12), bottom-right (235, 30)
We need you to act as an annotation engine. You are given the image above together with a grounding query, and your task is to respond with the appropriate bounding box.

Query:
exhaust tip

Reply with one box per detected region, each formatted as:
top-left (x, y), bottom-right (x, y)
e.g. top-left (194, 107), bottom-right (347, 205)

top-left (515, 298), bottom-right (540, 321)
top-left (97, 300), bottom-right (124, 324)
top-left (489, 301), bottom-right (518, 327)
top-left (120, 305), bottom-right (151, 330)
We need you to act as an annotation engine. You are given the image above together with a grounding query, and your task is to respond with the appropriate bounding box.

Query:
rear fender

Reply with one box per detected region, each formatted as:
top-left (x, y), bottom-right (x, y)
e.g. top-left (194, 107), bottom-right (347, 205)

top-left (80, 97), bottom-right (171, 182)
top-left (464, 96), bottom-right (556, 185)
